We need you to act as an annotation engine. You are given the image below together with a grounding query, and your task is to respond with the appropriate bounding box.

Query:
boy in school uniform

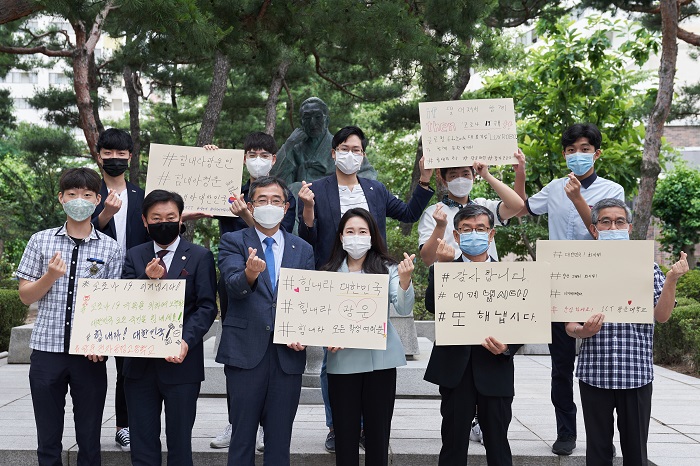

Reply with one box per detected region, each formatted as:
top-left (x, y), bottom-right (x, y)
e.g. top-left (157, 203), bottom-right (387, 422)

top-left (516, 123), bottom-right (624, 455)
top-left (17, 167), bottom-right (123, 465)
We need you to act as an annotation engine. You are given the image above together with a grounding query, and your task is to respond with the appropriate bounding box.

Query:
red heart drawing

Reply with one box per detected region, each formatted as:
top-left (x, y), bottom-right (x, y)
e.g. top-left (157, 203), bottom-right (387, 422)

top-left (628, 300), bottom-right (632, 305)
top-left (294, 287), bottom-right (300, 293)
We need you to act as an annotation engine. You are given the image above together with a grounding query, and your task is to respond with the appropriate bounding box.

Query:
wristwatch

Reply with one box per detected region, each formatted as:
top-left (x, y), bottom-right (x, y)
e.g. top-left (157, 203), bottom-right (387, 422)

top-left (418, 180), bottom-right (432, 189)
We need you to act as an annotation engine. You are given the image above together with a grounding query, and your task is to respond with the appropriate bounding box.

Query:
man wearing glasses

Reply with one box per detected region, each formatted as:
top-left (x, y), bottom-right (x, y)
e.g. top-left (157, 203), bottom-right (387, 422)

top-left (217, 176), bottom-right (315, 466)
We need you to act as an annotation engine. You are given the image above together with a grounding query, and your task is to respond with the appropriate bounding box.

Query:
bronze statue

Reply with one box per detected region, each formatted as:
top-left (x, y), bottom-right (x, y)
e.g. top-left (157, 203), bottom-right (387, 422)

top-left (271, 97), bottom-right (376, 195)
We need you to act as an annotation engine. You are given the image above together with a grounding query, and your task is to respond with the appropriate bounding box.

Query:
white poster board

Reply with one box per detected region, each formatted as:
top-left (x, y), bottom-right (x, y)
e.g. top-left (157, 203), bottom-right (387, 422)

top-left (69, 279), bottom-right (185, 358)
top-left (434, 261), bottom-right (552, 345)
top-left (273, 268), bottom-right (390, 350)
top-left (419, 98), bottom-right (519, 168)
top-left (145, 143), bottom-right (244, 216)
top-left (536, 240), bottom-right (655, 323)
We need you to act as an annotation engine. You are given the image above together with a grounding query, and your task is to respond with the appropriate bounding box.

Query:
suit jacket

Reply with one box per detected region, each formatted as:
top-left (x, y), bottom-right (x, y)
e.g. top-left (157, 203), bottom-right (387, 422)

top-left (423, 256), bottom-right (522, 397)
top-left (121, 237), bottom-right (217, 384)
top-left (216, 227), bottom-right (315, 374)
top-left (298, 174), bottom-right (434, 269)
top-left (327, 263), bottom-right (414, 374)
top-left (92, 180), bottom-right (149, 251)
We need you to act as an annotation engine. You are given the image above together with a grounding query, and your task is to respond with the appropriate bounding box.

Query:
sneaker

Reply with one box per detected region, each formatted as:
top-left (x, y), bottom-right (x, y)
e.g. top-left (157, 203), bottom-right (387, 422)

top-left (325, 430), bottom-right (336, 453)
top-left (210, 424), bottom-right (232, 449)
top-left (256, 425), bottom-right (265, 452)
top-left (552, 435), bottom-right (576, 455)
top-left (115, 427), bottom-right (130, 452)
top-left (469, 420), bottom-right (483, 445)
top-left (359, 430), bottom-right (365, 450)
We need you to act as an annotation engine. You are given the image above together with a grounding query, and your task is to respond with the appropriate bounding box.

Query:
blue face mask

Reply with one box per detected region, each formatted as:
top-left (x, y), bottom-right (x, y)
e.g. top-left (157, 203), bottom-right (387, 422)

top-left (566, 152), bottom-right (595, 176)
top-left (459, 231), bottom-right (490, 256)
top-left (597, 229), bottom-right (629, 241)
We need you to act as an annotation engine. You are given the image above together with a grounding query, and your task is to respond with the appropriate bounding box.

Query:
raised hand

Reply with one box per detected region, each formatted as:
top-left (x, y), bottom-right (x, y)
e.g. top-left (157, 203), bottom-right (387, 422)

top-left (47, 252), bottom-right (67, 282)
top-left (473, 161), bottom-right (491, 179)
top-left (246, 247), bottom-right (266, 275)
top-left (513, 149), bottom-right (526, 175)
top-left (432, 204), bottom-right (448, 228)
top-left (418, 156), bottom-right (433, 185)
top-left (102, 189), bottom-right (122, 218)
top-left (564, 173), bottom-right (582, 201)
top-left (398, 252), bottom-right (415, 290)
top-left (298, 180), bottom-right (315, 207)
top-left (436, 238), bottom-right (456, 262)
top-left (668, 251), bottom-right (689, 282)
top-left (145, 257), bottom-right (166, 279)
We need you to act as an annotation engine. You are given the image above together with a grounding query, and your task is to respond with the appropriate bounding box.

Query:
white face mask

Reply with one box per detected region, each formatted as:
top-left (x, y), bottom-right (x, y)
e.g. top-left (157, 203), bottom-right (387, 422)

top-left (334, 151), bottom-right (363, 175)
top-left (342, 235), bottom-right (372, 260)
top-left (253, 205), bottom-right (285, 229)
top-left (245, 157), bottom-right (273, 179)
top-left (446, 177), bottom-right (473, 198)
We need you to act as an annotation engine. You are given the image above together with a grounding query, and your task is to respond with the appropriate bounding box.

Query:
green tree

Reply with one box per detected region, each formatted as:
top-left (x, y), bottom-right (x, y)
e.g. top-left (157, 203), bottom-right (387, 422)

top-left (652, 162), bottom-right (700, 267)
top-left (472, 15), bottom-right (658, 258)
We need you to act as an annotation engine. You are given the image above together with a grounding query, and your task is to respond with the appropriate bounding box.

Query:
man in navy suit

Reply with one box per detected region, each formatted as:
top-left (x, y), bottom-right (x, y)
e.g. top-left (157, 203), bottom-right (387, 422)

top-left (122, 189), bottom-right (217, 466)
top-left (424, 205), bottom-right (521, 466)
top-left (217, 176), bottom-right (314, 466)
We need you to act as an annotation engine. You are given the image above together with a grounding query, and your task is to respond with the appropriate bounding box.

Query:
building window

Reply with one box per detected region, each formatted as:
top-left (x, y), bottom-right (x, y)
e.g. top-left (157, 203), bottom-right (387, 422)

top-left (109, 99), bottom-right (123, 111)
top-left (13, 98), bottom-right (32, 109)
top-left (1, 71), bottom-right (39, 84)
top-left (49, 72), bottom-right (70, 85)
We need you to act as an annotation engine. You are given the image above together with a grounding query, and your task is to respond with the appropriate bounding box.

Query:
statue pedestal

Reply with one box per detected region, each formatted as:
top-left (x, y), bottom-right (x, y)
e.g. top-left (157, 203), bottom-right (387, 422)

top-left (301, 345), bottom-right (324, 388)
top-left (389, 304), bottom-right (420, 357)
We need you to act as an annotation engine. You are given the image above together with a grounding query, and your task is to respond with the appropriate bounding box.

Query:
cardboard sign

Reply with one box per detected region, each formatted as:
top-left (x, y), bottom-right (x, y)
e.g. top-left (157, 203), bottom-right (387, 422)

top-left (434, 261), bottom-right (551, 345)
top-left (69, 279), bottom-right (185, 358)
top-left (273, 268), bottom-right (390, 350)
top-left (145, 143), bottom-right (244, 216)
top-left (419, 98), bottom-right (519, 168)
top-left (537, 240), bottom-right (655, 323)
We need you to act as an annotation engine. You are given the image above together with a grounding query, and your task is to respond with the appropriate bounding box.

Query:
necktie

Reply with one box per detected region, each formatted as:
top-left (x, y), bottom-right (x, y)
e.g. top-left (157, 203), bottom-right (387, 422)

top-left (263, 237), bottom-right (276, 290)
top-left (157, 250), bottom-right (169, 276)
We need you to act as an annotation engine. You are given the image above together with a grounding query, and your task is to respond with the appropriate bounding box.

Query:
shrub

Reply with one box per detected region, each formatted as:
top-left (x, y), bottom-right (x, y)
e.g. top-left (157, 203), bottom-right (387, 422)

top-left (0, 289), bottom-right (27, 352)
top-left (0, 279), bottom-right (19, 290)
top-left (675, 269), bottom-right (700, 302)
top-left (654, 303), bottom-right (700, 372)
top-left (386, 220), bottom-right (430, 320)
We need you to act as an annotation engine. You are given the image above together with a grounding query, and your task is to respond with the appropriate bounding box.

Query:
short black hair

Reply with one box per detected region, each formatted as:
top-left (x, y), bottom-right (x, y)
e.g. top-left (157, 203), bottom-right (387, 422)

top-left (440, 166), bottom-right (476, 179)
top-left (96, 128), bottom-right (133, 153)
top-left (249, 176), bottom-right (289, 202)
top-left (561, 123), bottom-right (602, 151)
top-left (59, 167), bottom-right (102, 194)
top-left (453, 204), bottom-right (494, 229)
top-left (332, 126), bottom-right (368, 151)
top-left (142, 190), bottom-right (184, 217)
top-left (244, 132), bottom-right (278, 154)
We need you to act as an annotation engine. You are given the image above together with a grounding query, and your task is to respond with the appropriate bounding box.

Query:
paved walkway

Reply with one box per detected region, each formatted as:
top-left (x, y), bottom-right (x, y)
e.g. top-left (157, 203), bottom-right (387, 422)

top-left (0, 353), bottom-right (698, 465)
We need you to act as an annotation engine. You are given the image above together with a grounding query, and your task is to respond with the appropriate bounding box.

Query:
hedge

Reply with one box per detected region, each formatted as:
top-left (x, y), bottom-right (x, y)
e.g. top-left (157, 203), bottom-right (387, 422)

top-left (654, 303), bottom-right (700, 373)
top-left (0, 289), bottom-right (27, 352)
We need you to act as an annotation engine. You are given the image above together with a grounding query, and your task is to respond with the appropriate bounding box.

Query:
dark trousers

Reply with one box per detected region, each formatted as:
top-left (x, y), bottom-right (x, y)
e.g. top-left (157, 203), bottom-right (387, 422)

top-left (29, 350), bottom-right (107, 466)
top-left (438, 358), bottom-right (513, 466)
top-left (549, 322), bottom-right (577, 438)
top-left (328, 368), bottom-right (397, 466)
top-left (218, 278), bottom-right (232, 419)
top-left (225, 341), bottom-right (302, 466)
top-left (114, 356), bottom-right (128, 428)
top-left (580, 381), bottom-right (653, 466)
top-left (124, 369), bottom-right (200, 466)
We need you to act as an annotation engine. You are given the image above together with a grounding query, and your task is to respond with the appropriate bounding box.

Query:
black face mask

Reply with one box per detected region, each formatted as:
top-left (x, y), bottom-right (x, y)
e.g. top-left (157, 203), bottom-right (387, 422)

top-left (102, 158), bottom-right (129, 177)
top-left (148, 221), bottom-right (180, 246)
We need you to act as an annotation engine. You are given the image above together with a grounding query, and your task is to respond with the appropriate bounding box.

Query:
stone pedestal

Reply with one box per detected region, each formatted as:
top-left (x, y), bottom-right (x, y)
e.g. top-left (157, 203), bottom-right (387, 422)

top-left (389, 304), bottom-right (420, 356)
top-left (8, 324), bottom-right (33, 364)
top-left (302, 345), bottom-right (324, 388)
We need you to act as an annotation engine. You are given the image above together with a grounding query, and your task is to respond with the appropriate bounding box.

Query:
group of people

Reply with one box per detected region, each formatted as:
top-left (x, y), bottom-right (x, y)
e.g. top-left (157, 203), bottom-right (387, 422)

top-left (15, 118), bottom-right (687, 466)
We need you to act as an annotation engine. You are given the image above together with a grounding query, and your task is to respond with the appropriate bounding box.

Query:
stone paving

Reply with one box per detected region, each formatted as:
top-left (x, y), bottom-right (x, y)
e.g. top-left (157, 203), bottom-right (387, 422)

top-left (1, 352), bottom-right (699, 465)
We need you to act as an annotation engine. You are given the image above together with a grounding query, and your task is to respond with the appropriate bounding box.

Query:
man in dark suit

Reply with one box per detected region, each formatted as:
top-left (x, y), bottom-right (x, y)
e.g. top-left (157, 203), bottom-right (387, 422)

top-left (424, 204), bottom-right (521, 466)
top-left (121, 189), bottom-right (217, 466)
top-left (217, 176), bottom-right (314, 466)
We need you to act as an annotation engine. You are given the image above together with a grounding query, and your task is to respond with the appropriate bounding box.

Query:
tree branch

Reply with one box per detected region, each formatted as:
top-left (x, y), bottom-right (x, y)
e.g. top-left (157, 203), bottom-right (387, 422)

top-left (0, 0), bottom-right (43, 25)
top-left (85, 0), bottom-right (118, 54)
top-left (0, 44), bottom-right (71, 57)
top-left (678, 26), bottom-right (700, 46)
top-left (311, 51), bottom-right (366, 101)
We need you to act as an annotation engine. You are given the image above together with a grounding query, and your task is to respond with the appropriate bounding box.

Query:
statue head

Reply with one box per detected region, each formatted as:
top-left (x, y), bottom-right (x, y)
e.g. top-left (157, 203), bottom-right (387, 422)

top-left (299, 97), bottom-right (330, 139)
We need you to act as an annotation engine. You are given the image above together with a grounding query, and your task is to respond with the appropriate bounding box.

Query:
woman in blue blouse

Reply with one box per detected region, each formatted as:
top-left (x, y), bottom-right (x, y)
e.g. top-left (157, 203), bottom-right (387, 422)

top-left (322, 208), bottom-right (415, 466)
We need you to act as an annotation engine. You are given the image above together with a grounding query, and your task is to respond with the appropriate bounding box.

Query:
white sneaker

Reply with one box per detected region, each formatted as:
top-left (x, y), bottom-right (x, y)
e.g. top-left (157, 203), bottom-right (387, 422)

top-left (210, 424), bottom-right (232, 449)
top-left (256, 425), bottom-right (265, 452)
top-left (469, 420), bottom-right (483, 445)
top-left (115, 427), bottom-right (130, 452)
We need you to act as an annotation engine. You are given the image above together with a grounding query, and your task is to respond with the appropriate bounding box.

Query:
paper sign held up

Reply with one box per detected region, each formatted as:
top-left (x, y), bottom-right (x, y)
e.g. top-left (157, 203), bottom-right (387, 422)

top-left (273, 268), bottom-right (390, 350)
top-left (69, 279), bottom-right (186, 358)
top-left (536, 240), bottom-right (655, 323)
top-left (145, 143), bottom-right (244, 217)
top-left (419, 98), bottom-right (519, 169)
top-left (434, 261), bottom-right (551, 345)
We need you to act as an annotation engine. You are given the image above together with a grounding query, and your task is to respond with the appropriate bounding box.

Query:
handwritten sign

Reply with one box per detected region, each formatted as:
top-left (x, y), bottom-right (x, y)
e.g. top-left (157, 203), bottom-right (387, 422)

top-left (273, 268), bottom-right (390, 350)
top-left (145, 143), bottom-right (244, 216)
top-left (69, 279), bottom-right (186, 358)
top-left (537, 240), bottom-right (654, 323)
top-left (434, 262), bottom-right (551, 345)
top-left (419, 98), bottom-right (519, 168)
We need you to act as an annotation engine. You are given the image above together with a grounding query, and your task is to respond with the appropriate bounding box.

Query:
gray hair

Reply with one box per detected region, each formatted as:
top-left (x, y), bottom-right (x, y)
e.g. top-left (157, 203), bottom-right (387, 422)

top-left (591, 198), bottom-right (632, 224)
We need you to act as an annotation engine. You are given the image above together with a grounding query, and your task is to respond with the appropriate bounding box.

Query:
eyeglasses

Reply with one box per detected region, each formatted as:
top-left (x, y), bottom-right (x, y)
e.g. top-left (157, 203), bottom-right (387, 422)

top-left (457, 227), bottom-right (491, 234)
top-left (251, 199), bottom-right (285, 207)
top-left (245, 151), bottom-right (273, 160)
top-left (335, 147), bottom-right (365, 156)
top-left (595, 219), bottom-right (629, 228)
